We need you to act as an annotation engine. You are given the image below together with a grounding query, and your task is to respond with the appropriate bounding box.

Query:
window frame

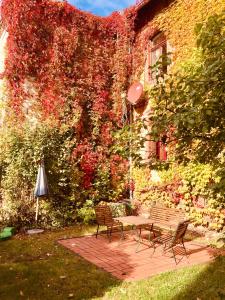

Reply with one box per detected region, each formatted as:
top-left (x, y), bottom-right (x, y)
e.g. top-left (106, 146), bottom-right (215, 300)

top-left (147, 32), bottom-right (167, 83)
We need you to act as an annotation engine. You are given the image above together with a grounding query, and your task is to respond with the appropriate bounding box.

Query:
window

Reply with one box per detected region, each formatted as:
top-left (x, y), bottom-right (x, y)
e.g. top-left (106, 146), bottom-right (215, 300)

top-left (147, 32), bottom-right (167, 83)
top-left (156, 141), bottom-right (167, 161)
top-left (143, 32), bottom-right (168, 161)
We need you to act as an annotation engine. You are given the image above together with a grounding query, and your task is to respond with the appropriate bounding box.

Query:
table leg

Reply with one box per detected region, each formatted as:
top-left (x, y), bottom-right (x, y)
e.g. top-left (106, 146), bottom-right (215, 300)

top-left (118, 223), bottom-right (125, 244)
top-left (135, 227), bottom-right (142, 253)
top-left (121, 224), bottom-right (125, 240)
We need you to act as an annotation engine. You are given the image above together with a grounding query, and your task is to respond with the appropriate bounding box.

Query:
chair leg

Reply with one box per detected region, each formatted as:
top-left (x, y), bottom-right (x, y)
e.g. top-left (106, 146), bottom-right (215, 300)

top-left (151, 224), bottom-right (156, 238)
top-left (106, 226), bottom-right (110, 241)
top-left (149, 239), bottom-right (157, 257)
top-left (148, 225), bottom-right (155, 243)
top-left (171, 247), bottom-right (178, 264)
top-left (106, 226), bottom-right (112, 242)
top-left (121, 224), bottom-right (125, 240)
top-left (118, 224), bottom-right (125, 246)
top-left (182, 239), bottom-right (188, 259)
top-left (151, 244), bottom-right (157, 257)
top-left (109, 226), bottom-right (112, 242)
top-left (96, 224), bottom-right (99, 238)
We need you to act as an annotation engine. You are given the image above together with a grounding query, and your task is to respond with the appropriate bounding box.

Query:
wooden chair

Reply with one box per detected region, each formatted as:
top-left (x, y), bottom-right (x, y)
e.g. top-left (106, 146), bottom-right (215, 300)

top-left (94, 205), bottom-right (123, 242)
top-left (150, 220), bottom-right (190, 264)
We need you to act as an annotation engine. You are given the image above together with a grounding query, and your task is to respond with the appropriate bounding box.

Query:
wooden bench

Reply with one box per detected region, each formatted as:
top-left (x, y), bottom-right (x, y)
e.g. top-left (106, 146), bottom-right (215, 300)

top-left (141, 205), bottom-right (188, 236)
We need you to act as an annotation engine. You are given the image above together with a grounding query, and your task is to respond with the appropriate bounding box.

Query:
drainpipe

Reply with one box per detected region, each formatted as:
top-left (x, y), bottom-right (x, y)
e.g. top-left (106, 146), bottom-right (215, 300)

top-left (128, 43), bottom-right (134, 203)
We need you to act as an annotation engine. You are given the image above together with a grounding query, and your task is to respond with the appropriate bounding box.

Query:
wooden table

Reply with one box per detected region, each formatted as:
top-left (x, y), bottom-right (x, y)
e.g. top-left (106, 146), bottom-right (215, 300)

top-left (114, 216), bottom-right (153, 252)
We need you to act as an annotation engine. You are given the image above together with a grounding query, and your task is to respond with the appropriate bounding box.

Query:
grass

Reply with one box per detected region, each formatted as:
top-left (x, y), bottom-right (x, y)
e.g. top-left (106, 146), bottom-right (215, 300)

top-left (0, 225), bottom-right (225, 300)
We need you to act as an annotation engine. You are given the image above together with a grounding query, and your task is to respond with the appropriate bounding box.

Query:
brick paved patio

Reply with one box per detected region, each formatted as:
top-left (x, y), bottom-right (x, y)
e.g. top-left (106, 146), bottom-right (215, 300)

top-left (58, 231), bottom-right (217, 281)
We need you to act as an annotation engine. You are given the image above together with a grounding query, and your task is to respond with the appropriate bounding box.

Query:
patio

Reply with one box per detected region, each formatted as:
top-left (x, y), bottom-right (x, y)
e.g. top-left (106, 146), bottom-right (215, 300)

top-left (58, 230), bottom-right (217, 282)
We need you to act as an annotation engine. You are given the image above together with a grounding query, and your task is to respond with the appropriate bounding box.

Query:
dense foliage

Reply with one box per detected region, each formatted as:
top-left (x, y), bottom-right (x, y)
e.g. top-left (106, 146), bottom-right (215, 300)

top-left (149, 12), bottom-right (225, 165)
top-left (0, 0), bottom-right (137, 227)
top-left (133, 163), bottom-right (225, 231)
top-left (131, 12), bottom-right (225, 230)
top-left (0, 0), bottom-right (224, 232)
top-left (0, 119), bottom-right (130, 227)
top-left (131, 0), bottom-right (224, 79)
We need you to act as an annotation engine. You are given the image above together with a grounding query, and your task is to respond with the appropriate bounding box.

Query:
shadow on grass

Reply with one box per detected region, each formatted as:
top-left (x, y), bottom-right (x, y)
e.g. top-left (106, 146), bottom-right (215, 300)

top-left (172, 254), bottom-right (225, 300)
top-left (0, 225), bottom-right (121, 300)
top-left (1, 225), bottom-right (224, 300)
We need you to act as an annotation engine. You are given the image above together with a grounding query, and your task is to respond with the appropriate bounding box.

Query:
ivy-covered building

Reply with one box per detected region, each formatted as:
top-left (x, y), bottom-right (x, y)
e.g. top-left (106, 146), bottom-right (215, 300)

top-left (0, 0), bottom-right (224, 230)
top-left (129, 0), bottom-right (225, 231)
top-left (129, 0), bottom-right (224, 162)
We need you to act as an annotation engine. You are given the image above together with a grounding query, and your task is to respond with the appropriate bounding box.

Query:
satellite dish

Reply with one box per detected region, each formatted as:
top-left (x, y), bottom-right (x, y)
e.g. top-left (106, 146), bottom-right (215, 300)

top-left (127, 82), bottom-right (143, 105)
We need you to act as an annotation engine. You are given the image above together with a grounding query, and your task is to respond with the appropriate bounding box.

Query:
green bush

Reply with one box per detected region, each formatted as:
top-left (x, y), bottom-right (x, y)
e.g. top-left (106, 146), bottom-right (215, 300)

top-left (133, 163), bottom-right (225, 231)
top-left (0, 119), bottom-right (128, 228)
top-left (77, 200), bottom-right (95, 224)
top-left (0, 122), bottom-right (83, 227)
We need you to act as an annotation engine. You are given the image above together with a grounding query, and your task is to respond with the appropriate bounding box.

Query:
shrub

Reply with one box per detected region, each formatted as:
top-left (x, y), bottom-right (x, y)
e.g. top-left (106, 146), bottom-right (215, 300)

top-left (132, 163), bottom-right (225, 231)
top-left (0, 120), bottom-right (128, 228)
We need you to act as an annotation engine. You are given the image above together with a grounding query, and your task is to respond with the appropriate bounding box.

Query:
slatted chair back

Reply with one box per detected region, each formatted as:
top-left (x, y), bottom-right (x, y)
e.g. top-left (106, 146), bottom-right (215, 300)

top-left (103, 206), bottom-right (114, 226)
top-left (94, 206), bottom-right (106, 226)
top-left (150, 218), bottom-right (190, 264)
top-left (94, 205), bottom-right (114, 226)
top-left (149, 206), bottom-right (170, 224)
top-left (149, 205), bottom-right (186, 227)
top-left (170, 220), bottom-right (189, 247)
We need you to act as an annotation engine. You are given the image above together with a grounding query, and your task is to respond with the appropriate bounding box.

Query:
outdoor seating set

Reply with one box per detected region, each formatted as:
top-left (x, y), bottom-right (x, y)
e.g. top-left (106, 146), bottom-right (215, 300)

top-left (94, 204), bottom-right (190, 264)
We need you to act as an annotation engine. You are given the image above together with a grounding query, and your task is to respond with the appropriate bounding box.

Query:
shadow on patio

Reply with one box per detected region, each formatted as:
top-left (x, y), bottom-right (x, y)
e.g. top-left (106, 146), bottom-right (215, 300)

top-left (58, 230), bottom-right (217, 282)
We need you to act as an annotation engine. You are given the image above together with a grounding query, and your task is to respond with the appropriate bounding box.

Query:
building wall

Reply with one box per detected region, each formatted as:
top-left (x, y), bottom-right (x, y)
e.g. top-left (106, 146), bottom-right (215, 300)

top-left (131, 0), bottom-right (224, 161)
top-left (133, 0), bottom-right (224, 79)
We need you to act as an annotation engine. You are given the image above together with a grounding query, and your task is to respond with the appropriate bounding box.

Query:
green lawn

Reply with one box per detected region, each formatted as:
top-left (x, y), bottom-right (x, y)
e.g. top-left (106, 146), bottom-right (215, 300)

top-left (0, 226), bottom-right (225, 300)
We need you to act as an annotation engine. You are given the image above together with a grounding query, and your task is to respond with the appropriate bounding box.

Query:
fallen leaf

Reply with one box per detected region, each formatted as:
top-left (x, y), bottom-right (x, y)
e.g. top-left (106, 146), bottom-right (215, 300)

top-left (120, 288), bottom-right (126, 294)
top-left (68, 293), bottom-right (74, 298)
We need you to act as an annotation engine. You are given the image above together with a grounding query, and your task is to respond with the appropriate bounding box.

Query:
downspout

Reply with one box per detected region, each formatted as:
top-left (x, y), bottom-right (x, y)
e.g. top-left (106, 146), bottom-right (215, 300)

top-left (128, 24), bottom-right (135, 203)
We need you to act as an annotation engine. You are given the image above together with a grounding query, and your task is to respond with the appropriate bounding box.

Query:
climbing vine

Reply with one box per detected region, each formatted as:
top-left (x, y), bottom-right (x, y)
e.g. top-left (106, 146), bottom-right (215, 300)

top-left (0, 0), bottom-right (138, 226)
top-left (0, 0), bottom-right (136, 195)
top-left (131, 0), bottom-right (224, 80)
top-left (1, 0), bottom-right (224, 230)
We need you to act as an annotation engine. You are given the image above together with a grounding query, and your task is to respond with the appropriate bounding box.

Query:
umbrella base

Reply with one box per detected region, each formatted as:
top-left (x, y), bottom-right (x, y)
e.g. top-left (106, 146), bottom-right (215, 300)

top-left (27, 229), bottom-right (44, 235)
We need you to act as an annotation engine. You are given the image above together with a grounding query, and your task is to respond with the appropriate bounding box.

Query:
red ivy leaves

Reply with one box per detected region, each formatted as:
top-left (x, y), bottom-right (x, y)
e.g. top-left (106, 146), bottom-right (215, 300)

top-left (72, 141), bottom-right (99, 189)
top-left (1, 0), bottom-right (136, 191)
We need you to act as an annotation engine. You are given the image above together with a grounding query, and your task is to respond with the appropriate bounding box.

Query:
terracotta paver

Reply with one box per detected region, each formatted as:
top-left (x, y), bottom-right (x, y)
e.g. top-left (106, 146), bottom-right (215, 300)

top-left (58, 231), bottom-right (219, 281)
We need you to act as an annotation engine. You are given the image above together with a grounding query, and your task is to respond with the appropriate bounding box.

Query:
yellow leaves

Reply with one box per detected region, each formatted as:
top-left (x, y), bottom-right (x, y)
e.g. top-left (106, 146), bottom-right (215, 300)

top-left (152, 0), bottom-right (224, 69)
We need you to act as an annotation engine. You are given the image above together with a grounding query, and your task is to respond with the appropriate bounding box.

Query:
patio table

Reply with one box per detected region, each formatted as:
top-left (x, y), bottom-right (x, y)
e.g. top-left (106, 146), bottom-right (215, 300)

top-left (114, 215), bottom-right (153, 252)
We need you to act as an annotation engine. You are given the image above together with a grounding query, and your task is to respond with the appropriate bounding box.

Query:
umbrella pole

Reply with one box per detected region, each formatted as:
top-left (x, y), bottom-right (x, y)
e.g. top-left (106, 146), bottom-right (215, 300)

top-left (35, 197), bottom-right (39, 223)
